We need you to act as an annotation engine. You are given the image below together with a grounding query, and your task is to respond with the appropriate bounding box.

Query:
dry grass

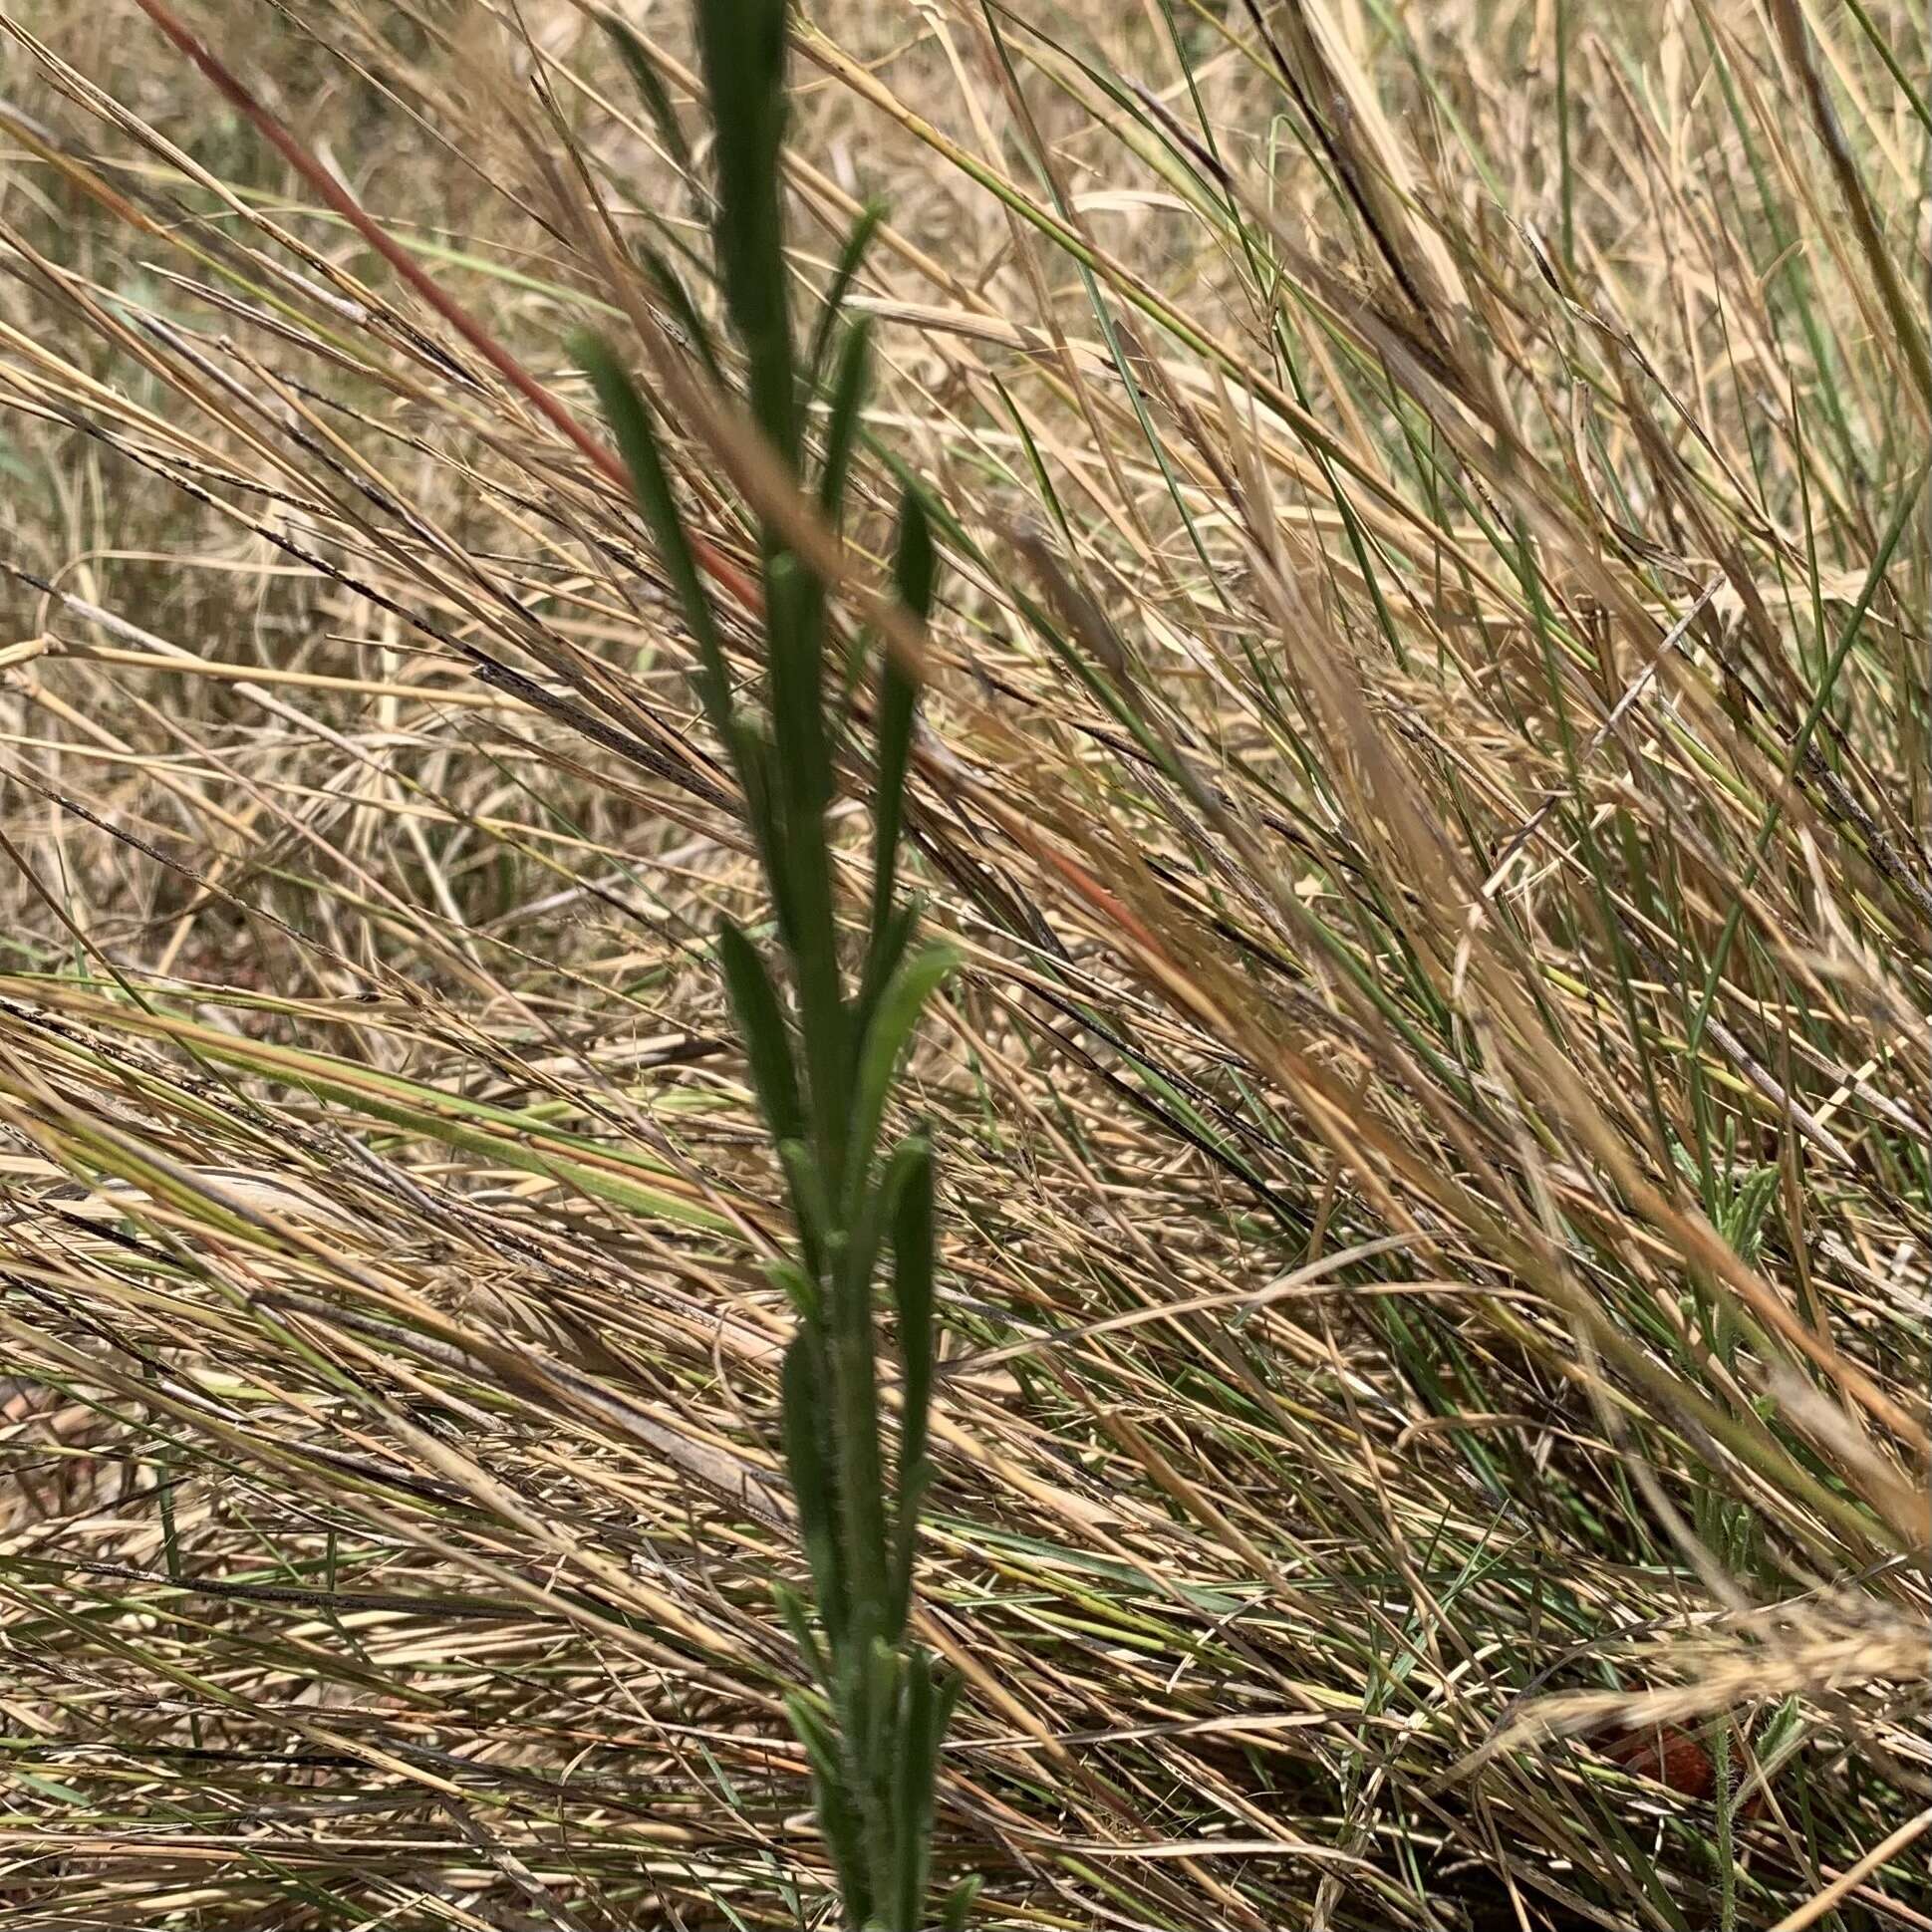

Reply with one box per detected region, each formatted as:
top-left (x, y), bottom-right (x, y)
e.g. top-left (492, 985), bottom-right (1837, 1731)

top-left (0, 0), bottom-right (1927, 1926)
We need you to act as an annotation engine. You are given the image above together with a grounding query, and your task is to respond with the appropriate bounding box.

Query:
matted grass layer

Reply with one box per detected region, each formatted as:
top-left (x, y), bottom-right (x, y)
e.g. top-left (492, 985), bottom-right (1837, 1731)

top-left (0, 1), bottom-right (1926, 1926)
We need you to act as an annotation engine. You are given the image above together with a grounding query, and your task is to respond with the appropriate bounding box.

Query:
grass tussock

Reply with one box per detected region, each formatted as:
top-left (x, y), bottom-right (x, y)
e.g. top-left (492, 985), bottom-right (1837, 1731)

top-left (0, 0), bottom-right (1927, 1927)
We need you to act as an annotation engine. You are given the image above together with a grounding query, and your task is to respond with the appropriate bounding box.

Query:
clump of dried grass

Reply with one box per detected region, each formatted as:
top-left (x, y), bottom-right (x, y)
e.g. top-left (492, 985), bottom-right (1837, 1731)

top-left (0, 0), bottom-right (1926, 1927)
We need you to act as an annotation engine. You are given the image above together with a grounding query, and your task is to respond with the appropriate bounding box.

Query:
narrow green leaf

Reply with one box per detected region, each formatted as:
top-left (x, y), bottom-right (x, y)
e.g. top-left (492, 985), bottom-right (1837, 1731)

top-left (635, 241), bottom-right (725, 385)
top-left (890, 1456), bottom-right (934, 1640)
top-left (859, 1635), bottom-right (899, 1847)
top-left (733, 721), bottom-right (797, 952)
top-left (715, 918), bottom-right (804, 1146)
top-left (764, 549), bottom-right (832, 819)
top-left (942, 1874), bottom-right (982, 1932)
top-left (776, 1138), bottom-right (831, 1280)
top-left (765, 1256), bottom-right (822, 1326)
top-left (867, 489), bottom-right (935, 959)
top-left (857, 897), bottom-right (919, 1045)
top-left (574, 333), bottom-right (733, 740)
top-left (693, 0), bottom-right (798, 465)
top-left (895, 1653), bottom-right (964, 1932)
top-left (847, 945), bottom-right (958, 1217)
top-left (771, 1578), bottom-right (828, 1687)
top-left (885, 1139), bottom-right (937, 1633)
top-left (817, 315), bottom-right (872, 526)
top-left (824, 1235), bottom-right (893, 1673)
top-left (808, 200), bottom-right (884, 392)
top-left (780, 1332), bottom-right (846, 1648)
top-left (762, 554), bottom-right (849, 1173)
top-left (889, 1648), bottom-right (936, 1930)
top-left (889, 483), bottom-right (939, 619)
top-left (886, 1136), bottom-right (935, 1494)
top-left (598, 9), bottom-right (690, 172)
top-left (785, 1690), bottom-right (874, 1923)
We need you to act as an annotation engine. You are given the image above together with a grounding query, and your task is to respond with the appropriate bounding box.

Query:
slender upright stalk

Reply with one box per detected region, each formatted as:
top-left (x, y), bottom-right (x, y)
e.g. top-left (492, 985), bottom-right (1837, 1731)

top-left (579, 4), bottom-right (971, 1925)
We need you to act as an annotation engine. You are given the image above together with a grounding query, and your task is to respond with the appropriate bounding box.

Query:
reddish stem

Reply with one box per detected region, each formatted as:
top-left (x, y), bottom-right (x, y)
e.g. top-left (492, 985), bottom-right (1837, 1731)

top-left (130, 0), bottom-right (759, 616)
